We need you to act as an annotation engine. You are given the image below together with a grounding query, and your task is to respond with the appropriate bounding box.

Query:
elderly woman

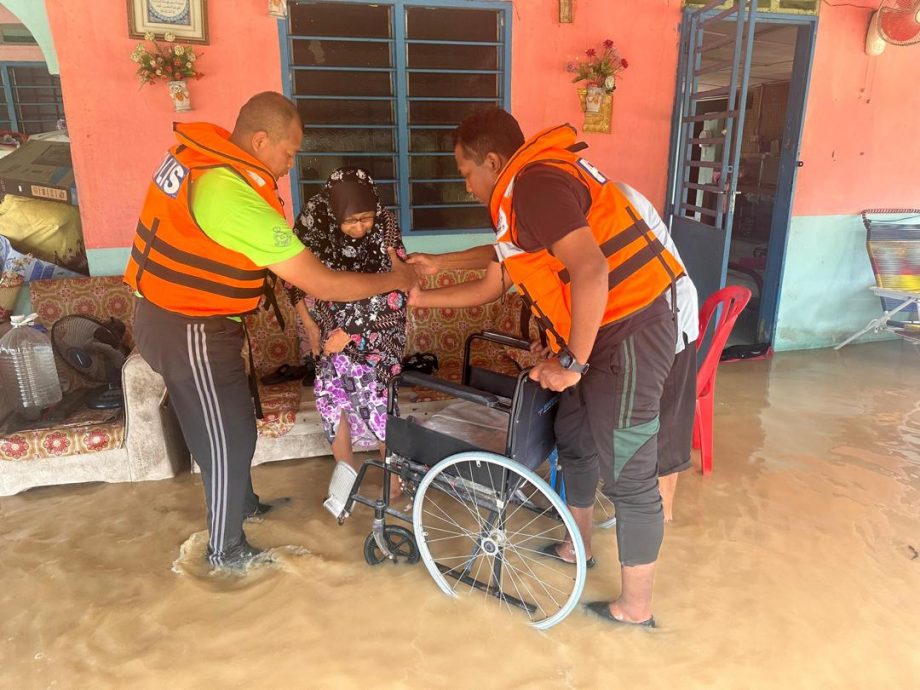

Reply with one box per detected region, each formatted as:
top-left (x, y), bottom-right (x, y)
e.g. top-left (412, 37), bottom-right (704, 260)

top-left (285, 168), bottom-right (407, 516)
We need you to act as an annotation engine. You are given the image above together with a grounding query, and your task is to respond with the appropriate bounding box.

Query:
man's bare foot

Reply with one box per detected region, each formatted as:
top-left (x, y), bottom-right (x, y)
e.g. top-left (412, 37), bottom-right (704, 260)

top-left (584, 601), bottom-right (656, 628)
top-left (607, 599), bottom-right (654, 625)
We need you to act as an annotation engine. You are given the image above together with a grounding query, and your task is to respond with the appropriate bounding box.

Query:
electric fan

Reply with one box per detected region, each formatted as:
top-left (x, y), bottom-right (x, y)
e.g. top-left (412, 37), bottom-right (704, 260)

top-left (51, 315), bottom-right (130, 410)
top-left (867, 0), bottom-right (920, 55)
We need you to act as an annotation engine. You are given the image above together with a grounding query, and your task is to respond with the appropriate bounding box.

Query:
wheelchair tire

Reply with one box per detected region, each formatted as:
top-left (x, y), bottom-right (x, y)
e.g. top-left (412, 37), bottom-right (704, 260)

top-left (412, 451), bottom-right (587, 630)
top-left (594, 484), bottom-right (617, 529)
top-left (363, 526), bottom-right (420, 566)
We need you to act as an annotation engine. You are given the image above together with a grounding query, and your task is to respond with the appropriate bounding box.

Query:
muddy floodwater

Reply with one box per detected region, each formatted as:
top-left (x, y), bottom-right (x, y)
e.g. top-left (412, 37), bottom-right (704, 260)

top-left (2, 341), bottom-right (919, 688)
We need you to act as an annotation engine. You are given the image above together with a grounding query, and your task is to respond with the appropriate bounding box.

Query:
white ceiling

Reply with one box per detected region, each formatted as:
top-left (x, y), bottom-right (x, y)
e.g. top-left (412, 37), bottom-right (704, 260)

top-left (699, 22), bottom-right (798, 90)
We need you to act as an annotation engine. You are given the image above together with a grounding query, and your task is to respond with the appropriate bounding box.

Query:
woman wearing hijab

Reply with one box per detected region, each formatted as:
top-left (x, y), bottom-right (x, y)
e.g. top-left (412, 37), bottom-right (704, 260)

top-left (285, 168), bottom-right (408, 516)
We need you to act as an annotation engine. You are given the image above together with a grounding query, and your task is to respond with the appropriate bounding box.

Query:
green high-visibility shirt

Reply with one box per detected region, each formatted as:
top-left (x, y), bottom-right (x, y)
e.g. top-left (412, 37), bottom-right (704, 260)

top-left (191, 167), bottom-right (304, 267)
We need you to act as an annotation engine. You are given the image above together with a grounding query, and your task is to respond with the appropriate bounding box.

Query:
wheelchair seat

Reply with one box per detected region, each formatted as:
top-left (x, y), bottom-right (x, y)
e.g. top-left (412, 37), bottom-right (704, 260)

top-left (416, 400), bottom-right (509, 455)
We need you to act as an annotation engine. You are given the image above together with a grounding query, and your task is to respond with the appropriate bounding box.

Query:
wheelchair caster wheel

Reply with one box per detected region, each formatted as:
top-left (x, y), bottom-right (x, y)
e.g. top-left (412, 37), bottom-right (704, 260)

top-left (364, 526), bottom-right (420, 566)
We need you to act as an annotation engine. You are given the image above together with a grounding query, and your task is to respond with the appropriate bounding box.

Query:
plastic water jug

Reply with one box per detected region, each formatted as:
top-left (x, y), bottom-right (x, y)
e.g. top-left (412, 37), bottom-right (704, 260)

top-left (0, 313), bottom-right (62, 421)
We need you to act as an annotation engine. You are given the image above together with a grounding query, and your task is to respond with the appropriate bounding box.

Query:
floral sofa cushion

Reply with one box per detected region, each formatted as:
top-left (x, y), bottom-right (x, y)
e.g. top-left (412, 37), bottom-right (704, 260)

top-left (0, 408), bottom-right (125, 462)
top-left (255, 380), bottom-right (301, 438)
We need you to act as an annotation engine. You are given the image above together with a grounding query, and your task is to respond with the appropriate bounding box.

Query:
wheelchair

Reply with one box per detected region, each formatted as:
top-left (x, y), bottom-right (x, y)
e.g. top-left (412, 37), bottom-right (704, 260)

top-left (334, 331), bottom-right (590, 630)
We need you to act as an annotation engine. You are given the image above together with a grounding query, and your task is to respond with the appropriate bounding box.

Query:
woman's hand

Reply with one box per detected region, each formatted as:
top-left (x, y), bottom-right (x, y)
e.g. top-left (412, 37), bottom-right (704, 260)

top-left (323, 328), bottom-right (350, 355)
top-left (295, 300), bottom-right (322, 357)
top-left (406, 252), bottom-right (440, 277)
top-left (407, 284), bottom-right (425, 308)
top-left (304, 319), bottom-right (322, 357)
top-left (389, 248), bottom-right (419, 293)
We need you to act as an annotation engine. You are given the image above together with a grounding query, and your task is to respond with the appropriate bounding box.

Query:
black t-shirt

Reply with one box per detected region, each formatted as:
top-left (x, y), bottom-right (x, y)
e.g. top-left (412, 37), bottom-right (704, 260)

top-left (511, 164), bottom-right (592, 252)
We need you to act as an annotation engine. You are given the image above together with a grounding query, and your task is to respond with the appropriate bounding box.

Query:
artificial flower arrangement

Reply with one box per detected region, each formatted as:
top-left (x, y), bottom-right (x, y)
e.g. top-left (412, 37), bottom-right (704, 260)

top-left (566, 39), bottom-right (629, 94)
top-left (130, 32), bottom-right (203, 85)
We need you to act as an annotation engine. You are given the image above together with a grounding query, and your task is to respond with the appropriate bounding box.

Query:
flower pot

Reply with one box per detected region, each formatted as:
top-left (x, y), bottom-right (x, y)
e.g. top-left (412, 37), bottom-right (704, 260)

top-left (577, 88), bottom-right (614, 134)
top-left (584, 86), bottom-right (605, 113)
top-left (168, 80), bottom-right (192, 112)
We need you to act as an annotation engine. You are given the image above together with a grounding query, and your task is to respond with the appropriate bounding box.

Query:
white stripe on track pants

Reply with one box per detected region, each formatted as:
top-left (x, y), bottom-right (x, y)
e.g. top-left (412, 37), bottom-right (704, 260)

top-left (133, 298), bottom-right (260, 565)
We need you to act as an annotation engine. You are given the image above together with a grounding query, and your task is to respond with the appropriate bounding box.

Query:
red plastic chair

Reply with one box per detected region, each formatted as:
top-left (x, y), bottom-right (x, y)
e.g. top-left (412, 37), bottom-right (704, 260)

top-left (692, 286), bottom-right (752, 474)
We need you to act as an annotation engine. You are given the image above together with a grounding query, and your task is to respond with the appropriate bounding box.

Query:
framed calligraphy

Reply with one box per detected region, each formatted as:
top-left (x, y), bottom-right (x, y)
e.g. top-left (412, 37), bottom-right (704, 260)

top-left (127, 0), bottom-right (209, 44)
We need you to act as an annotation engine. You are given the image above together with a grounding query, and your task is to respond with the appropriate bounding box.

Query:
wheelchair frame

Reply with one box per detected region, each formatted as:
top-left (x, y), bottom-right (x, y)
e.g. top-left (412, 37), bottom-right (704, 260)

top-left (336, 331), bottom-right (589, 629)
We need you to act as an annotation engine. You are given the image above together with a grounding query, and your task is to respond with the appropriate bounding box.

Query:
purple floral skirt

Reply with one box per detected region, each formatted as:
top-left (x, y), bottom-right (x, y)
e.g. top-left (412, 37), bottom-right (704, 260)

top-left (314, 352), bottom-right (390, 449)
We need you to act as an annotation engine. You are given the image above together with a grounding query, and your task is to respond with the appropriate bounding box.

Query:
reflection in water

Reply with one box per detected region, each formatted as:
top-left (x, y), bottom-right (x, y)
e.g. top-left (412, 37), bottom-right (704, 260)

top-left (1, 342), bottom-right (918, 687)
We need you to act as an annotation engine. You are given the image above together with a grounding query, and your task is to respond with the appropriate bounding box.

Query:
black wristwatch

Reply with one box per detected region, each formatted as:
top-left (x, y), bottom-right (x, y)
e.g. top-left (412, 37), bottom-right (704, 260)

top-left (558, 351), bottom-right (589, 375)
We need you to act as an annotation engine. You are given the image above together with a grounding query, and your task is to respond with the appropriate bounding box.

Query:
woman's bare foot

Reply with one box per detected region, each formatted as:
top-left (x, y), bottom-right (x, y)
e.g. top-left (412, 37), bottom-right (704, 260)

top-left (545, 539), bottom-right (593, 563)
top-left (387, 476), bottom-right (404, 502)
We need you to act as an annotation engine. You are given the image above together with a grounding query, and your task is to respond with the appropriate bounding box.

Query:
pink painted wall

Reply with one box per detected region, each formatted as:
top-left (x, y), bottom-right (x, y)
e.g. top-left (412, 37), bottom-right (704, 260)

top-left (0, 6), bottom-right (44, 63)
top-left (44, 1), bottom-right (289, 250)
top-left (510, 0), bottom-right (682, 210)
top-left (43, 0), bottom-right (919, 251)
top-left (794, 3), bottom-right (920, 216)
top-left (45, 0), bottom-right (682, 251)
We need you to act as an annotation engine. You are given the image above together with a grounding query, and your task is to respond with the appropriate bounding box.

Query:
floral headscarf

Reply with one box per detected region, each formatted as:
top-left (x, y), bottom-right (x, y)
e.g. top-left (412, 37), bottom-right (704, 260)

top-left (286, 168), bottom-right (407, 382)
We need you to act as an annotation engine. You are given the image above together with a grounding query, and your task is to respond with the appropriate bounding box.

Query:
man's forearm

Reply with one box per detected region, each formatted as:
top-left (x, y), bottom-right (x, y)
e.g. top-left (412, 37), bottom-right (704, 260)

top-left (270, 248), bottom-right (411, 302)
top-left (548, 227), bottom-right (608, 365)
top-left (413, 281), bottom-right (496, 308)
top-left (413, 262), bottom-right (505, 308)
top-left (432, 244), bottom-right (495, 271)
top-left (566, 273), bottom-right (607, 364)
top-left (300, 269), bottom-right (403, 302)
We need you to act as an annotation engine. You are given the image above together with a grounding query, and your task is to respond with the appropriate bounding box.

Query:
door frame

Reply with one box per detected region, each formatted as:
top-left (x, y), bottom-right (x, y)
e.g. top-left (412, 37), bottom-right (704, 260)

top-left (757, 17), bottom-right (817, 342)
top-left (665, 9), bottom-right (818, 345)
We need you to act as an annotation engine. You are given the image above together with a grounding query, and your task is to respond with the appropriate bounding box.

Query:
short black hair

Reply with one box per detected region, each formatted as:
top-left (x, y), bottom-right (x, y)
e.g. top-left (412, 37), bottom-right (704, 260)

top-left (234, 91), bottom-right (301, 141)
top-left (452, 107), bottom-right (524, 163)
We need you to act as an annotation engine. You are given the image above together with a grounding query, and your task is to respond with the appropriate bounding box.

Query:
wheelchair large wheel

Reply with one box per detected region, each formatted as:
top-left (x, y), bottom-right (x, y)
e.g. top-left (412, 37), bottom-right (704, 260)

top-left (594, 483), bottom-right (617, 529)
top-left (412, 451), bottom-right (587, 630)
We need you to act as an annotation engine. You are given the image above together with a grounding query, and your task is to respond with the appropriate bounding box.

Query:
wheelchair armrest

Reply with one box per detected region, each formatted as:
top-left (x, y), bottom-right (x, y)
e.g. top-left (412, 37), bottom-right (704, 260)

top-left (396, 370), bottom-right (501, 408)
top-left (476, 330), bottom-right (532, 351)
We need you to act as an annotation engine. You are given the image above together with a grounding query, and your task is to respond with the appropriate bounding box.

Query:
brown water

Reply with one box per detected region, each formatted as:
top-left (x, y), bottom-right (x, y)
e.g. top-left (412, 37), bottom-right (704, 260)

top-left (2, 342), bottom-right (919, 689)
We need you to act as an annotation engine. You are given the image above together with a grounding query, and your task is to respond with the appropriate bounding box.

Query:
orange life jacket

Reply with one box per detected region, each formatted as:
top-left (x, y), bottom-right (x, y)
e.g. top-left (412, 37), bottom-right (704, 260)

top-left (489, 124), bottom-right (684, 353)
top-left (124, 122), bottom-right (285, 318)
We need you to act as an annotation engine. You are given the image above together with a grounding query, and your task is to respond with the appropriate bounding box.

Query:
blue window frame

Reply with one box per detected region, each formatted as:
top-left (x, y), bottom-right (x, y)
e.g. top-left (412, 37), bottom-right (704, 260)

top-left (279, 0), bottom-right (512, 234)
top-left (0, 62), bottom-right (64, 134)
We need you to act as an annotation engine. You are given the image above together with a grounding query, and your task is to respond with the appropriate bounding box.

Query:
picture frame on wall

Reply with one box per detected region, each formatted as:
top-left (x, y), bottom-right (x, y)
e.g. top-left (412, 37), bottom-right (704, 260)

top-left (127, 0), bottom-right (209, 44)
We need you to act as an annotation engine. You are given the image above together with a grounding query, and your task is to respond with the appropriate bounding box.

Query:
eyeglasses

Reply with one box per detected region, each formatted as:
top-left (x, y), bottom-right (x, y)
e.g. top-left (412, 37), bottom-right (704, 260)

top-left (340, 214), bottom-right (375, 228)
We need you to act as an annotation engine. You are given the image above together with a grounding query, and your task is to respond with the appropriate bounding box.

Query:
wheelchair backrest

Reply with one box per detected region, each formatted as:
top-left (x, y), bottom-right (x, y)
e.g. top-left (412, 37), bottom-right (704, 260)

top-left (506, 373), bottom-right (560, 473)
